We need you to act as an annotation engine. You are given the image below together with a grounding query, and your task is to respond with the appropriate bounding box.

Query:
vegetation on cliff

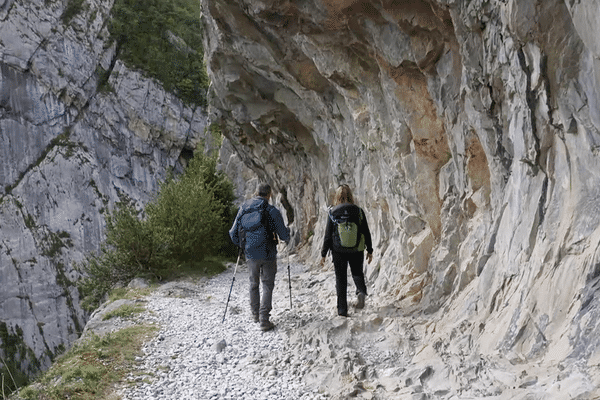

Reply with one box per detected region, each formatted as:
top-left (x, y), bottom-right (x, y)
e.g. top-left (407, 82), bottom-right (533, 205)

top-left (108, 0), bottom-right (209, 106)
top-left (61, 0), bottom-right (209, 105)
top-left (78, 152), bottom-right (236, 311)
top-left (16, 324), bottom-right (157, 400)
top-left (0, 323), bottom-right (39, 398)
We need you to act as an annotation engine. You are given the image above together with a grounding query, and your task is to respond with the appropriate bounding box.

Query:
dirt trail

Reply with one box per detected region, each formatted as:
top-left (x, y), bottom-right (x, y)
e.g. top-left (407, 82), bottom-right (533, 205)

top-left (108, 254), bottom-right (592, 399)
top-left (270, 257), bottom-right (585, 399)
top-left (270, 257), bottom-right (421, 399)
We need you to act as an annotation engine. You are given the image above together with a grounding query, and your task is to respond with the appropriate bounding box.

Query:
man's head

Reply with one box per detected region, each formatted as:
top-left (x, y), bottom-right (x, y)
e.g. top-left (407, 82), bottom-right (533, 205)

top-left (257, 183), bottom-right (272, 199)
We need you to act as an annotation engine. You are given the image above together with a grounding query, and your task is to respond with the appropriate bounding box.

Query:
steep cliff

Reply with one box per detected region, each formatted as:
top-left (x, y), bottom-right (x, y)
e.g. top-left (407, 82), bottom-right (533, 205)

top-left (0, 0), bottom-right (217, 380)
top-left (202, 0), bottom-right (600, 396)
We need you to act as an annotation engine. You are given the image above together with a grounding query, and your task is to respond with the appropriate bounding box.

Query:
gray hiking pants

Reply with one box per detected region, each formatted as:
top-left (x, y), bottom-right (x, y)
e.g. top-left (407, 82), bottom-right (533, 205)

top-left (248, 258), bottom-right (277, 323)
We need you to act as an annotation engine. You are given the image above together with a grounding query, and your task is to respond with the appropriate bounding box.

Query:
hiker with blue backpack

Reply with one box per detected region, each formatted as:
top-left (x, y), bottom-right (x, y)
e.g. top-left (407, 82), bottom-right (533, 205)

top-left (229, 183), bottom-right (290, 331)
top-left (320, 184), bottom-right (373, 317)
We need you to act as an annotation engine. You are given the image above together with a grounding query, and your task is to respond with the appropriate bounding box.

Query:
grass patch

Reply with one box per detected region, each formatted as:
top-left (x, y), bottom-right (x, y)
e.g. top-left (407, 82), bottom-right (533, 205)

top-left (156, 256), bottom-right (228, 281)
top-left (17, 325), bottom-right (158, 400)
top-left (11, 256), bottom-right (231, 398)
top-left (102, 303), bottom-right (146, 321)
top-left (108, 287), bottom-right (155, 303)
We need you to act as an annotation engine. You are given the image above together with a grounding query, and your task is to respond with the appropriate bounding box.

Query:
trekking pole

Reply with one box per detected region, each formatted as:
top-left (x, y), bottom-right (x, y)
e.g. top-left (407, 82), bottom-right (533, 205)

top-left (287, 252), bottom-right (292, 309)
top-left (222, 249), bottom-right (242, 323)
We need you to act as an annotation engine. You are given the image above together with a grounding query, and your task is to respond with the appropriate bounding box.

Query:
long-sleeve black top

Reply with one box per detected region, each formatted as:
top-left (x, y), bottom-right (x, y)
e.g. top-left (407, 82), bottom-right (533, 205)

top-left (321, 203), bottom-right (373, 257)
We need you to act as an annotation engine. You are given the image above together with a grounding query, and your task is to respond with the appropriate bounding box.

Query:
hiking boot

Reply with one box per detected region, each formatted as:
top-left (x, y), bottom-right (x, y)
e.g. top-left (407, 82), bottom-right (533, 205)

top-left (252, 314), bottom-right (260, 323)
top-left (355, 292), bottom-right (366, 309)
top-left (260, 320), bottom-right (275, 332)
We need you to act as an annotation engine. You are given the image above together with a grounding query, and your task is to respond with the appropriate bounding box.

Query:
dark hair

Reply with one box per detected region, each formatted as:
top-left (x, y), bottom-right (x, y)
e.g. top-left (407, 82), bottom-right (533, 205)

top-left (257, 183), bottom-right (272, 197)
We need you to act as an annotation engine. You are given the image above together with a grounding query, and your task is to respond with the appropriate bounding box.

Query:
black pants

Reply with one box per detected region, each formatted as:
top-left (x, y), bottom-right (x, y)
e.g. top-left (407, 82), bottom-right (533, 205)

top-left (332, 251), bottom-right (367, 316)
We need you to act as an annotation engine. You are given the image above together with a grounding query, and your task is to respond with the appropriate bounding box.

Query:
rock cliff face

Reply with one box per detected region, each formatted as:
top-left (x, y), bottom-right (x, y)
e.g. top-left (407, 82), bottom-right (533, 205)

top-left (0, 0), bottom-right (216, 377)
top-left (202, 0), bottom-right (600, 396)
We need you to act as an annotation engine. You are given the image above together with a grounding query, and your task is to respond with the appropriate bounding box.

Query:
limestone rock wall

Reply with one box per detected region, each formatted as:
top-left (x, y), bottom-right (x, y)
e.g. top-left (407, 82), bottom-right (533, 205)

top-left (0, 0), bottom-right (216, 375)
top-left (202, 0), bottom-right (600, 390)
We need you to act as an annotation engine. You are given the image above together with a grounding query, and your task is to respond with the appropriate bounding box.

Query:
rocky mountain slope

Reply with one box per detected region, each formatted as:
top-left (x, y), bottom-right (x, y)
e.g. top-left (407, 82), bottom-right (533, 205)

top-left (0, 0), bottom-right (221, 380)
top-left (4, 0), bottom-right (600, 397)
top-left (201, 0), bottom-right (600, 396)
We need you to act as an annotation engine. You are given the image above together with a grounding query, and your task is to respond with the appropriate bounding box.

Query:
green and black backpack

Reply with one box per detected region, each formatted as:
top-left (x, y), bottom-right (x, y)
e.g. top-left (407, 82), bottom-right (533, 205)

top-left (329, 204), bottom-right (365, 253)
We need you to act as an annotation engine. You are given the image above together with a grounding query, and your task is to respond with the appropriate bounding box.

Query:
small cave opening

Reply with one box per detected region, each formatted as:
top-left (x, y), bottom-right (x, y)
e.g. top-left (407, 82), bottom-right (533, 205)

top-left (279, 186), bottom-right (295, 225)
top-left (179, 147), bottom-right (195, 164)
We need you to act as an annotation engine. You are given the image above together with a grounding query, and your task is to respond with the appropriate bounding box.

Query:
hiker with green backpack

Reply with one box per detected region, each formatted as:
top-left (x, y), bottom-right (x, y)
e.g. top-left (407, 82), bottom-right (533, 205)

top-left (320, 184), bottom-right (373, 317)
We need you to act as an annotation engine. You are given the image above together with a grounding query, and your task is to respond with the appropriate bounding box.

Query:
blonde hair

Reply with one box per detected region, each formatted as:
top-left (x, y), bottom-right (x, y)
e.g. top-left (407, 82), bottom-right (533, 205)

top-left (333, 184), bottom-right (354, 206)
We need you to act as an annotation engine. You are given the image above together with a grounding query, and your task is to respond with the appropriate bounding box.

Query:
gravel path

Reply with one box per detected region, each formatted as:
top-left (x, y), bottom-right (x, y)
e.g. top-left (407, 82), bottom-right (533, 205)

top-left (110, 253), bottom-right (600, 400)
top-left (118, 258), bottom-right (329, 400)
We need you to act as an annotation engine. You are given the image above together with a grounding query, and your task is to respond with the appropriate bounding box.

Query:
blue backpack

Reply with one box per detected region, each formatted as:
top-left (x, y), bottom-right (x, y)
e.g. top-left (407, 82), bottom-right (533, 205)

top-left (238, 201), bottom-right (276, 251)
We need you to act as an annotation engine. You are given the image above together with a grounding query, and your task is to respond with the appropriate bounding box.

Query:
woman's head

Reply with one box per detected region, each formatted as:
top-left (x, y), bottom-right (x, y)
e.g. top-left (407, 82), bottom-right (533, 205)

top-left (333, 184), bottom-right (354, 205)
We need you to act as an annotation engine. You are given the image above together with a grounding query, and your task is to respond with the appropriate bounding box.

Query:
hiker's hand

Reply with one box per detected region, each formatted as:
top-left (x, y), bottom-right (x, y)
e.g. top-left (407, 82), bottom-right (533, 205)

top-left (366, 253), bottom-right (373, 264)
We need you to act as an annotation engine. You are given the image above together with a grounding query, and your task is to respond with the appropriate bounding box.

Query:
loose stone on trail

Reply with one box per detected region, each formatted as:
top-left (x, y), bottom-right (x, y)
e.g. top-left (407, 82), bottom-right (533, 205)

top-left (118, 260), bottom-right (328, 400)
top-left (115, 256), bottom-right (587, 399)
top-left (214, 339), bottom-right (227, 353)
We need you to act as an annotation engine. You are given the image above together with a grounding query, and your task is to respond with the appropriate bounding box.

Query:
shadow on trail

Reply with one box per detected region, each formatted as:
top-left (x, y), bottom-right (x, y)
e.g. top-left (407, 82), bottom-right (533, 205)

top-left (267, 257), bottom-right (419, 400)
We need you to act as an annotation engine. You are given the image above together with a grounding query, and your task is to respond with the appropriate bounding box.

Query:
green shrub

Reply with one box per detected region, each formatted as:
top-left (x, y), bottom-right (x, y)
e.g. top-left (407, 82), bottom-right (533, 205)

top-left (17, 326), bottom-right (157, 400)
top-left (146, 153), bottom-right (237, 265)
top-left (108, 0), bottom-right (209, 106)
top-left (61, 0), bottom-right (85, 24)
top-left (0, 323), bottom-right (36, 398)
top-left (78, 152), bottom-right (236, 310)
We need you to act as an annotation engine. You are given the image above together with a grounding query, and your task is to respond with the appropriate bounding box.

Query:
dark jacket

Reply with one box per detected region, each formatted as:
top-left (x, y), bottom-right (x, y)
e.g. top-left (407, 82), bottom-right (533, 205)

top-left (229, 197), bottom-right (290, 260)
top-left (321, 203), bottom-right (373, 257)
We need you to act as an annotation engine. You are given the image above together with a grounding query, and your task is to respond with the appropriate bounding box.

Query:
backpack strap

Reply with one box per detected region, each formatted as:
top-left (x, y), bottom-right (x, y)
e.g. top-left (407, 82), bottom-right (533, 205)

top-left (262, 202), bottom-right (278, 245)
top-left (328, 207), bottom-right (336, 224)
